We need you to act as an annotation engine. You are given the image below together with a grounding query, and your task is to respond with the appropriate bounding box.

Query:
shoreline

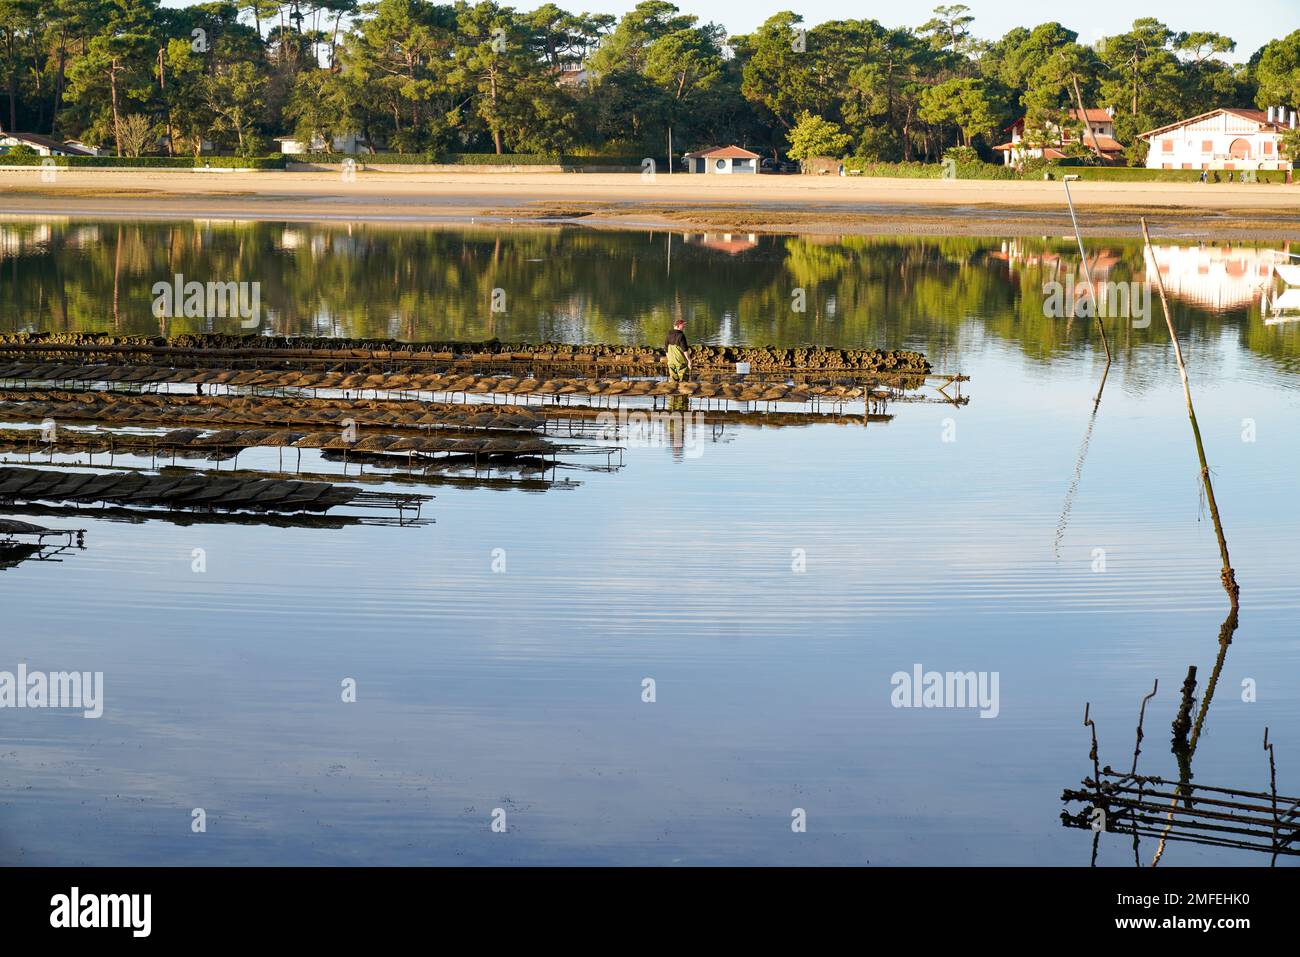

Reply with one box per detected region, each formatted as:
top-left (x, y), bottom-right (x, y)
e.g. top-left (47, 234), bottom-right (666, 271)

top-left (4, 169), bottom-right (1300, 239)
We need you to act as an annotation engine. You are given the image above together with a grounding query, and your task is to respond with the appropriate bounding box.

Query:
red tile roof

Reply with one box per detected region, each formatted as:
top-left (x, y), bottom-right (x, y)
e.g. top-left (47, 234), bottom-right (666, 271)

top-left (683, 145), bottom-right (760, 160)
top-left (1071, 108), bottom-right (1116, 123)
top-left (1139, 108), bottom-right (1292, 140)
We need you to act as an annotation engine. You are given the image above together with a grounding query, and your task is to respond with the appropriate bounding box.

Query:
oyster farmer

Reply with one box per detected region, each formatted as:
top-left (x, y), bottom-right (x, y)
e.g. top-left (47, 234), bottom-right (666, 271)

top-left (665, 318), bottom-right (692, 382)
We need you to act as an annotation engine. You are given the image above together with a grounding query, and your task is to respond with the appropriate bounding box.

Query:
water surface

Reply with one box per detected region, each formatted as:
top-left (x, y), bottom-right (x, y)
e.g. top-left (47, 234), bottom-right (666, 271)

top-left (2, 222), bottom-right (1298, 865)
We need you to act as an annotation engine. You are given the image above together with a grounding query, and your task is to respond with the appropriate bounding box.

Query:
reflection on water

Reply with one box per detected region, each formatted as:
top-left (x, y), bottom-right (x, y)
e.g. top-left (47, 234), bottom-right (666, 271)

top-left (3, 221), bottom-right (1299, 374)
top-left (1145, 244), bottom-right (1285, 311)
top-left (1060, 601), bottom-right (1300, 865)
top-left (0, 521), bottom-right (84, 571)
top-left (2, 221), bottom-right (1300, 866)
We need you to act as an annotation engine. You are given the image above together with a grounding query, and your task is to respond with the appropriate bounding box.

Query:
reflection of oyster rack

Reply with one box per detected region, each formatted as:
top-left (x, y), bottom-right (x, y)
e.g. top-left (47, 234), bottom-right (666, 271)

top-left (1062, 678), bottom-right (1299, 864)
top-left (0, 466), bottom-right (429, 525)
top-left (0, 518), bottom-right (85, 570)
top-left (1062, 766), bottom-right (1300, 861)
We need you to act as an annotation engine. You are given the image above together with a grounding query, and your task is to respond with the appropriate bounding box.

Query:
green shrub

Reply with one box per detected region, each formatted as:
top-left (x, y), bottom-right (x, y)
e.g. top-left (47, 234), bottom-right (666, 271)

top-left (191, 155), bottom-right (286, 170)
top-left (1046, 165), bottom-right (1292, 183)
top-left (942, 145), bottom-right (980, 166)
top-left (285, 152), bottom-right (653, 167)
top-left (839, 154), bottom-right (1292, 183)
top-left (841, 157), bottom-right (1016, 179)
top-left (0, 153), bottom-right (286, 169)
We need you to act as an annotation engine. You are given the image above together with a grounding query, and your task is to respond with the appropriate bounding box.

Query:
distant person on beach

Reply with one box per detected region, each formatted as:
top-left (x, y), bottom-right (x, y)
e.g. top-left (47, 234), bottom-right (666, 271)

top-left (665, 319), bottom-right (691, 382)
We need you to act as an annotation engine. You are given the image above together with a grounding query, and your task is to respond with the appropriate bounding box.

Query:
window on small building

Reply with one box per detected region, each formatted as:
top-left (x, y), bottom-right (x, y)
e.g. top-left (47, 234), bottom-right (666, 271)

top-left (1162, 140), bottom-right (1174, 152)
top-left (1201, 140), bottom-right (1213, 153)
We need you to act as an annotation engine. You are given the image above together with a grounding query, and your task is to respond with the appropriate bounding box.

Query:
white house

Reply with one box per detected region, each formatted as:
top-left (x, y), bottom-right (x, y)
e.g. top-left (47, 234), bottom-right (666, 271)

top-left (62, 140), bottom-right (101, 156)
top-left (992, 108), bottom-right (1125, 166)
top-left (0, 132), bottom-right (94, 157)
top-left (683, 145), bottom-right (759, 174)
top-left (274, 132), bottom-right (367, 155)
top-left (554, 62), bottom-right (591, 88)
top-left (1139, 107), bottom-right (1295, 171)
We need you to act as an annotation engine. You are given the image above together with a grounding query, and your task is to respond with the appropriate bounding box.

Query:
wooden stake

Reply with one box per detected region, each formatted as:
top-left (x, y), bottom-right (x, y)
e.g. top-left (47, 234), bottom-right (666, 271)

top-left (1063, 179), bottom-right (1113, 367)
top-left (1141, 217), bottom-right (1239, 608)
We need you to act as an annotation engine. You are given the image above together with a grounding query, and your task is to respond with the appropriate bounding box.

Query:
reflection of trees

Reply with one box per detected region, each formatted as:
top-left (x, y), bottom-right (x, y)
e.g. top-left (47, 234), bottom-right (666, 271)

top-left (2, 223), bottom-right (1297, 375)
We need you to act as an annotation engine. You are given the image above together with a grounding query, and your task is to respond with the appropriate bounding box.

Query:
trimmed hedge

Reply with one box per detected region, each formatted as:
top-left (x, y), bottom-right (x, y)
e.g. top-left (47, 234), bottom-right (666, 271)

top-left (286, 152), bottom-right (659, 167)
top-left (841, 155), bottom-right (1293, 183)
top-left (0, 153), bottom-right (286, 169)
top-left (1043, 164), bottom-right (1293, 183)
top-left (841, 158), bottom-right (1018, 180)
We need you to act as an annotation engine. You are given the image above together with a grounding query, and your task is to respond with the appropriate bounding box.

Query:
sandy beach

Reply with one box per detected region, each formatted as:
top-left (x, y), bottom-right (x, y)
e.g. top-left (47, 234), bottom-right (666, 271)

top-left (3, 168), bottom-right (1299, 238)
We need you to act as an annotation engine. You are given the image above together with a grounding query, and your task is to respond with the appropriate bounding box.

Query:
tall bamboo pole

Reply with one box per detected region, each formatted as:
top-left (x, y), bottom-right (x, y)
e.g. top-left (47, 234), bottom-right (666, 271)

top-left (1063, 179), bottom-right (1112, 366)
top-left (1141, 218), bottom-right (1239, 608)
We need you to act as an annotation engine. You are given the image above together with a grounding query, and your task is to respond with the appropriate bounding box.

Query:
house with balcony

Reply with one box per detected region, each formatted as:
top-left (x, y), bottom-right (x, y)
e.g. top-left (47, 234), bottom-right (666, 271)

top-left (1138, 107), bottom-right (1295, 171)
top-left (992, 108), bottom-right (1125, 166)
top-left (554, 61), bottom-right (591, 88)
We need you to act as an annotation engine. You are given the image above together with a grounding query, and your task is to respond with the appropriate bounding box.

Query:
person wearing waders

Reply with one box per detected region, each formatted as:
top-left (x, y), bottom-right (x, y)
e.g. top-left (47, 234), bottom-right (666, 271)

top-left (665, 318), bottom-right (691, 383)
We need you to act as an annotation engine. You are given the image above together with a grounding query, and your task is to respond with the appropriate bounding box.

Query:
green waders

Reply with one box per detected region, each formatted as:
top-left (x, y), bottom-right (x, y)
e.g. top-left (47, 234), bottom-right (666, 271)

top-left (667, 343), bottom-right (689, 382)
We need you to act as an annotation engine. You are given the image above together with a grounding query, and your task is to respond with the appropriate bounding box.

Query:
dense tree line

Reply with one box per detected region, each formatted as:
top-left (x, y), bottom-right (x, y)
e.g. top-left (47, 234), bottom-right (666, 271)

top-left (1, 1), bottom-right (1298, 164)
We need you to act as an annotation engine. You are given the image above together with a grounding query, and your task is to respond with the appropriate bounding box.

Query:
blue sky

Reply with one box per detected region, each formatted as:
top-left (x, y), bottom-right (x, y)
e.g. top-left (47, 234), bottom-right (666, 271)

top-left (163, 0), bottom-right (1296, 63)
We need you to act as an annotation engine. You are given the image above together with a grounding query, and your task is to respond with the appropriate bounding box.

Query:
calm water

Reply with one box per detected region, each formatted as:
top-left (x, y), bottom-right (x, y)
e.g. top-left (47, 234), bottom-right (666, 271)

top-left (2, 221), bottom-right (1299, 865)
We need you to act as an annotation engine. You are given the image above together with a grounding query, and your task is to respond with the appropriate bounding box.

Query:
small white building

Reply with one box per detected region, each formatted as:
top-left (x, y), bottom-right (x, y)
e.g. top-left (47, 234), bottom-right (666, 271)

top-left (993, 108), bottom-right (1125, 166)
top-left (274, 132), bottom-right (367, 155)
top-left (0, 132), bottom-right (94, 157)
top-left (1139, 107), bottom-right (1295, 171)
top-left (683, 145), bottom-right (760, 174)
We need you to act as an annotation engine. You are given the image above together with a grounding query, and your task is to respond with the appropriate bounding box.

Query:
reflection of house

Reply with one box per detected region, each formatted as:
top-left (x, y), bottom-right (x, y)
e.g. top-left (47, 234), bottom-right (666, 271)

top-left (1145, 244), bottom-right (1287, 310)
top-left (683, 145), bottom-right (759, 174)
top-left (274, 132), bottom-right (368, 154)
top-left (684, 232), bottom-right (759, 254)
top-left (993, 109), bottom-right (1124, 166)
top-left (0, 132), bottom-right (94, 157)
top-left (991, 239), bottom-right (1120, 276)
top-left (1139, 108), bottom-right (1295, 171)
